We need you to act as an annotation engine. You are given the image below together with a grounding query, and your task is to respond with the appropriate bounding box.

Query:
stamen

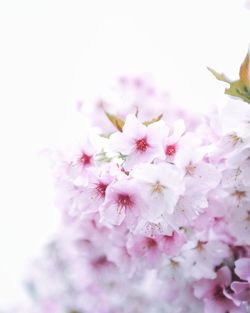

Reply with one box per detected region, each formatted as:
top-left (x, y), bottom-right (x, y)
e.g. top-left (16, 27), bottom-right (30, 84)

top-left (165, 144), bottom-right (176, 156)
top-left (95, 182), bottom-right (108, 198)
top-left (152, 181), bottom-right (165, 193)
top-left (185, 162), bottom-right (196, 176)
top-left (135, 137), bottom-right (149, 152)
top-left (229, 133), bottom-right (243, 146)
top-left (117, 193), bottom-right (134, 209)
top-left (231, 190), bottom-right (246, 201)
top-left (195, 240), bottom-right (207, 251)
top-left (144, 237), bottom-right (157, 249)
top-left (80, 153), bottom-right (92, 166)
top-left (213, 285), bottom-right (226, 301)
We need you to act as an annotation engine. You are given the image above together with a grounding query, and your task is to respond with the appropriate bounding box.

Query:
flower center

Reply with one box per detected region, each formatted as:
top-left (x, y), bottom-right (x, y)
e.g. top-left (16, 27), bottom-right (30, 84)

top-left (145, 237), bottom-right (158, 249)
top-left (229, 132), bottom-right (243, 146)
top-left (117, 193), bottom-right (134, 209)
top-left (135, 137), bottom-right (149, 152)
top-left (165, 144), bottom-right (176, 156)
top-left (92, 255), bottom-right (109, 268)
top-left (232, 190), bottom-right (246, 201)
top-left (185, 162), bottom-right (196, 176)
top-left (195, 240), bottom-right (207, 251)
top-left (80, 153), bottom-right (92, 166)
top-left (170, 259), bottom-right (179, 268)
top-left (213, 285), bottom-right (226, 301)
top-left (152, 181), bottom-right (165, 193)
top-left (95, 182), bottom-right (108, 198)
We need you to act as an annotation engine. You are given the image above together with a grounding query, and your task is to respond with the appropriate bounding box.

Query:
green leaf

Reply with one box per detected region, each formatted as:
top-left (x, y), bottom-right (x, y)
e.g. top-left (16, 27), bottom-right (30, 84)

top-left (96, 150), bottom-right (112, 163)
top-left (207, 61), bottom-right (250, 104)
top-left (207, 67), bottom-right (231, 83)
top-left (225, 80), bottom-right (250, 104)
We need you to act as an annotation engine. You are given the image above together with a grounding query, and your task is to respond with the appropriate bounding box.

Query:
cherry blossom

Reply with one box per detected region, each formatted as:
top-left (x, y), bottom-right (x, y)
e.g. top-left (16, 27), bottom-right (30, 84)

top-left (6, 76), bottom-right (250, 313)
top-left (164, 119), bottom-right (186, 162)
top-left (182, 240), bottom-right (231, 279)
top-left (227, 202), bottom-right (250, 245)
top-left (109, 114), bottom-right (167, 169)
top-left (194, 267), bottom-right (244, 313)
top-left (99, 179), bottom-right (146, 228)
top-left (131, 162), bottom-right (184, 218)
top-left (231, 281), bottom-right (250, 303)
top-left (235, 258), bottom-right (250, 282)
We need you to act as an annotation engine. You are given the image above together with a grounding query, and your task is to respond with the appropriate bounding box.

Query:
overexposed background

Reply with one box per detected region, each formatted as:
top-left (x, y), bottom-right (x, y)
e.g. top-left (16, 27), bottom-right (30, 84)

top-left (0, 0), bottom-right (249, 306)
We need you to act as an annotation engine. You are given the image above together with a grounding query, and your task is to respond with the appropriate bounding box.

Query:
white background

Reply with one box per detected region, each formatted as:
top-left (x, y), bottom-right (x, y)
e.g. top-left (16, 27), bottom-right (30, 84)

top-left (0, 0), bottom-right (249, 306)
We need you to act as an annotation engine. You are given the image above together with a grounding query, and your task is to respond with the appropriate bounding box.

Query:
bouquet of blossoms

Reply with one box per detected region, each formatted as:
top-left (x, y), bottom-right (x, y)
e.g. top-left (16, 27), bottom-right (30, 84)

top-left (8, 53), bottom-right (250, 313)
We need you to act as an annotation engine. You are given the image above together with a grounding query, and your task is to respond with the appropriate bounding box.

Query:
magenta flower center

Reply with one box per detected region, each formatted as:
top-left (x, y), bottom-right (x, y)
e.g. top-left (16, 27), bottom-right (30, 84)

top-left (92, 255), bottom-right (109, 268)
top-left (213, 285), bottom-right (226, 301)
top-left (96, 182), bottom-right (108, 197)
top-left (165, 144), bottom-right (176, 156)
top-left (135, 137), bottom-right (149, 152)
top-left (145, 237), bottom-right (158, 249)
top-left (117, 193), bottom-right (134, 209)
top-left (80, 153), bottom-right (92, 165)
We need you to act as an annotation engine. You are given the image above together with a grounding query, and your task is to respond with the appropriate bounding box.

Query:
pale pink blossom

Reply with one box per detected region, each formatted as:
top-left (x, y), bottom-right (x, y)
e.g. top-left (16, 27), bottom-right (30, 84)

top-left (231, 281), bottom-right (250, 302)
top-left (235, 258), bottom-right (250, 283)
top-left (163, 119), bottom-right (186, 162)
top-left (194, 266), bottom-right (243, 313)
top-left (227, 202), bottom-right (250, 245)
top-left (110, 114), bottom-right (166, 169)
top-left (131, 162), bottom-right (184, 218)
top-left (99, 179), bottom-right (146, 228)
top-left (182, 240), bottom-right (230, 279)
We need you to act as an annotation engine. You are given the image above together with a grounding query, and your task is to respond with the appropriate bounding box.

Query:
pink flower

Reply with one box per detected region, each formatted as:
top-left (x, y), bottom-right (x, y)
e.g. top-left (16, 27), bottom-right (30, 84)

top-left (221, 160), bottom-right (250, 191)
top-left (182, 240), bottom-right (230, 279)
top-left (194, 266), bottom-right (242, 313)
top-left (157, 231), bottom-right (185, 256)
top-left (70, 169), bottom-right (112, 217)
top-left (235, 258), bottom-right (250, 283)
top-left (231, 281), bottom-right (250, 302)
top-left (52, 136), bottom-right (99, 189)
top-left (109, 114), bottom-right (166, 169)
top-left (227, 202), bottom-right (250, 245)
top-left (220, 100), bottom-right (250, 140)
top-left (69, 141), bottom-right (95, 180)
top-left (131, 162), bottom-right (184, 219)
top-left (164, 119), bottom-right (186, 162)
top-left (134, 218), bottom-right (174, 237)
top-left (126, 234), bottom-right (161, 269)
top-left (158, 256), bottom-right (184, 282)
top-left (99, 179), bottom-right (146, 228)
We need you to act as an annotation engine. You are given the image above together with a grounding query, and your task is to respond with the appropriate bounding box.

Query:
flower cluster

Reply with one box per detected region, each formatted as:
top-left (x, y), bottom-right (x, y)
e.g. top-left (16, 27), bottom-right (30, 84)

top-left (18, 76), bottom-right (250, 313)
